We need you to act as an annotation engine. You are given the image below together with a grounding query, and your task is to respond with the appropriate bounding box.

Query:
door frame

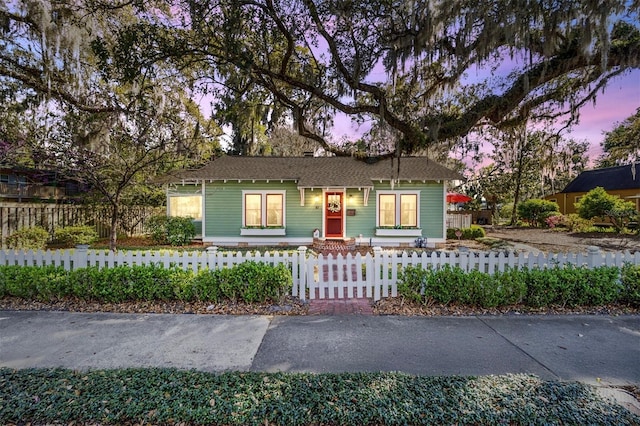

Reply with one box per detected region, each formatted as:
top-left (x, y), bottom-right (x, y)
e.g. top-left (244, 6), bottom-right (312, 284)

top-left (322, 189), bottom-right (345, 238)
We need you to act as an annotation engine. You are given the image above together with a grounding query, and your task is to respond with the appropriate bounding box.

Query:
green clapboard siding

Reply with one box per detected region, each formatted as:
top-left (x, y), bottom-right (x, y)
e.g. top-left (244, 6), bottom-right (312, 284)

top-left (367, 182), bottom-right (445, 239)
top-left (205, 181), bottom-right (323, 238)
top-left (344, 188), bottom-right (376, 238)
top-left (202, 180), bottom-right (445, 239)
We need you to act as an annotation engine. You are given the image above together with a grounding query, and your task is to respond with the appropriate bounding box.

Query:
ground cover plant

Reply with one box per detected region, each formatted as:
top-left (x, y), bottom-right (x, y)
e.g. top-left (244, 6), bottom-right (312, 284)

top-left (0, 368), bottom-right (638, 425)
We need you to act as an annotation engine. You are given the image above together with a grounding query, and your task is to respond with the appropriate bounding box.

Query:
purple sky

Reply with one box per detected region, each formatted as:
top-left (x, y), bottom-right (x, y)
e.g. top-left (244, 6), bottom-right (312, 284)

top-left (331, 69), bottom-right (639, 165)
top-left (566, 70), bottom-right (639, 159)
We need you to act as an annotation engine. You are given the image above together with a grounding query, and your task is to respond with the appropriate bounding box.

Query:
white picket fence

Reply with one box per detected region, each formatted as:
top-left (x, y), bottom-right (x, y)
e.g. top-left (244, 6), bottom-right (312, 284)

top-left (0, 246), bottom-right (638, 301)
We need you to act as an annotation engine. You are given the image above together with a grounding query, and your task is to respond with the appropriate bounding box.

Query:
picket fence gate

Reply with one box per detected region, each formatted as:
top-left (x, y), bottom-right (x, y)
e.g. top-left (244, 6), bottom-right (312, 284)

top-left (1, 246), bottom-right (638, 301)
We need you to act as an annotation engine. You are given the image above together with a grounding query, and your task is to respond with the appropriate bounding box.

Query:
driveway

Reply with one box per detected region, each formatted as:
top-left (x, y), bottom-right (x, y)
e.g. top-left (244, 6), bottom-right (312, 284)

top-left (485, 227), bottom-right (640, 253)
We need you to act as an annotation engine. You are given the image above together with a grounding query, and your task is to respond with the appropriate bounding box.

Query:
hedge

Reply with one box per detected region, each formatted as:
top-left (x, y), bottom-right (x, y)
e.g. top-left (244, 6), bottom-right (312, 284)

top-left (0, 261), bottom-right (292, 304)
top-left (1, 262), bottom-right (638, 308)
top-left (398, 264), bottom-right (638, 308)
top-left (446, 225), bottom-right (486, 240)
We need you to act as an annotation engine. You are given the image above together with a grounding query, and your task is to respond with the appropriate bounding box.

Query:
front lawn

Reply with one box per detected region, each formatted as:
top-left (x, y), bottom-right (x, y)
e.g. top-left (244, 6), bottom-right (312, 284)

top-left (1, 368), bottom-right (638, 425)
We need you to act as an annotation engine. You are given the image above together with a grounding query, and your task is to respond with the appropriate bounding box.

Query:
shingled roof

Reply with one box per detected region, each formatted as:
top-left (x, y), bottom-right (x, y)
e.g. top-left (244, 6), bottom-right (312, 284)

top-left (561, 163), bottom-right (640, 193)
top-left (163, 156), bottom-right (463, 188)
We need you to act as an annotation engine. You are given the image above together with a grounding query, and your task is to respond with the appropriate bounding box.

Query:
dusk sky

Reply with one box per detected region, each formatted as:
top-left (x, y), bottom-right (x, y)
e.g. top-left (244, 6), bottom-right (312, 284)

top-left (566, 70), bottom-right (639, 159)
top-left (331, 69), bottom-right (639, 166)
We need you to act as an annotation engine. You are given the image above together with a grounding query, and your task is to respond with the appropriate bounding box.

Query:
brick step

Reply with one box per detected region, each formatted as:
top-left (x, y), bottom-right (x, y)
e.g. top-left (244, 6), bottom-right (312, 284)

top-left (308, 297), bottom-right (373, 315)
top-left (312, 237), bottom-right (357, 255)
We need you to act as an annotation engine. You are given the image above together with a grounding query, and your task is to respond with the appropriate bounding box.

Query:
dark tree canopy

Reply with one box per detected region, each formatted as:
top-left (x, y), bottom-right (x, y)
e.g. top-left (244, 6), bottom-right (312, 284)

top-left (1, 0), bottom-right (639, 158)
top-left (598, 107), bottom-right (640, 167)
top-left (83, 0), bottom-right (640, 156)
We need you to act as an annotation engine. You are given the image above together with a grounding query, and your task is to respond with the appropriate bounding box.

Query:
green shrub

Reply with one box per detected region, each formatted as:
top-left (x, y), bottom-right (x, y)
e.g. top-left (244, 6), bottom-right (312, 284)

top-left (68, 264), bottom-right (184, 303)
top-left (499, 203), bottom-right (515, 220)
top-left (146, 215), bottom-right (196, 246)
top-left (53, 226), bottom-right (98, 247)
top-left (576, 187), bottom-right (637, 232)
top-left (1, 260), bottom-right (294, 305)
top-left (621, 264), bottom-right (640, 306)
top-left (190, 269), bottom-right (222, 302)
top-left (494, 268), bottom-right (527, 305)
top-left (397, 265), bottom-right (426, 303)
top-left (218, 261), bottom-right (292, 303)
top-left (560, 214), bottom-right (594, 233)
top-left (146, 215), bottom-right (169, 244)
top-left (522, 266), bottom-right (621, 308)
top-left (446, 225), bottom-right (486, 240)
top-left (399, 264), bottom-right (622, 309)
top-left (0, 265), bottom-right (69, 301)
top-left (6, 226), bottom-right (49, 250)
top-left (517, 199), bottom-right (560, 227)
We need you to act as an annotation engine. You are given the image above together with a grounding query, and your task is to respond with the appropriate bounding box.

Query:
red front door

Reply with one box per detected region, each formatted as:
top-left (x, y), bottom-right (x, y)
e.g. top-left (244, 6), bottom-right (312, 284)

top-left (325, 192), bottom-right (343, 238)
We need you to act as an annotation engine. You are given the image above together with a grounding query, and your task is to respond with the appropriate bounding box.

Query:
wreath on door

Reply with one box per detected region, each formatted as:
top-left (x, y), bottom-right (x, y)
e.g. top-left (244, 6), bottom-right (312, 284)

top-left (328, 199), bottom-right (341, 212)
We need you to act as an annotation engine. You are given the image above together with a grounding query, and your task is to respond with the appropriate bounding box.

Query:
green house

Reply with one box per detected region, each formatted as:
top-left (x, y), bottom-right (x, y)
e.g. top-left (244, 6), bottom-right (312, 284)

top-left (162, 156), bottom-right (463, 248)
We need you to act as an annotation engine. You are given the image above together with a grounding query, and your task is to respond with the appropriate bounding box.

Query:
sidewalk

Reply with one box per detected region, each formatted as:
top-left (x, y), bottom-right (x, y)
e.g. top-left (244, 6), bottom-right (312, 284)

top-left (1, 310), bottom-right (638, 388)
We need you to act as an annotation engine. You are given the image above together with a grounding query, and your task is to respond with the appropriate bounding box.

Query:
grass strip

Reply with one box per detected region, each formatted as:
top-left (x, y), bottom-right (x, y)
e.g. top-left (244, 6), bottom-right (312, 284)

top-left (1, 368), bottom-right (638, 425)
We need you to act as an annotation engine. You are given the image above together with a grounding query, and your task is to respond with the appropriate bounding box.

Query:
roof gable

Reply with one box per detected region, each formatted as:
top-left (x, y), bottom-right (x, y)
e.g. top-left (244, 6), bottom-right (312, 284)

top-left (562, 163), bottom-right (640, 193)
top-left (164, 156), bottom-right (463, 187)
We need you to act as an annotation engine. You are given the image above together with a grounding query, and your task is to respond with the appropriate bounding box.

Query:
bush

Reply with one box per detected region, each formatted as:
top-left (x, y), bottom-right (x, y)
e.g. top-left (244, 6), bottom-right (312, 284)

top-left (517, 199), bottom-right (560, 227)
top-left (0, 265), bottom-right (70, 301)
top-left (498, 203), bottom-right (514, 220)
top-left (146, 215), bottom-right (196, 246)
top-left (576, 187), bottom-right (637, 232)
top-left (544, 215), bottom-right (562, 229)
top-left (218, 261), bottom-right (293, 303)
top-left (621, 264), bottom-right (640, 306)
top-left (1, 261), bottom-right (293, 305)
top-left (68, 264), bottom-right (178, 303)
top-left (53, 226), bottom-right (98, 247)
top-left (398, 264), bottom-right (622, 309)
top-left (6, 226), bottom-right (49, 250)
top-left (560, 214), bottom-right (594, 233)
top-left (446, 225), bottom-right (486, 240)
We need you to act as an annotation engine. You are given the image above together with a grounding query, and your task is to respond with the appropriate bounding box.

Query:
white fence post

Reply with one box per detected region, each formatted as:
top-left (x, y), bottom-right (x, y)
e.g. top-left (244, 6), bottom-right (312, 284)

top-left (458, 247), bottom-right (470, 272)
top-left (74, 246), bottom-right (88, 270)
top-left (373, 246), bottom-right (382, 301)
top-left (297, 246), bottom-right (308, 301)
top-left (587, 246), bottom-right (602, 268)
top-left (207, 246), bottom-right (218, 269)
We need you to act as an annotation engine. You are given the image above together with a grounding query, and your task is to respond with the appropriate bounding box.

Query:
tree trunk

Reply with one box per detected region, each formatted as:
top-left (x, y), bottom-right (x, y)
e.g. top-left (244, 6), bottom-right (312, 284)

top-left (510, 147), bottom-right (525, 226)
top-left (109, 202), bottom-right (119, 252)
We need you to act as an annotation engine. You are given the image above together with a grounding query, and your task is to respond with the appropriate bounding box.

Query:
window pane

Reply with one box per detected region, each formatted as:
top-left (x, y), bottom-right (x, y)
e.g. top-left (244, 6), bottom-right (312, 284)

top-left (169, 196), bottom-right (202, 220)
top-left (266, 194), bottom-right (283, 226)
top-left (245, 194), bottom-right (262, 226)
top-left (379, 194), bottom-right (395, 226)
top-left (400, 194), bottom-right (417, 227)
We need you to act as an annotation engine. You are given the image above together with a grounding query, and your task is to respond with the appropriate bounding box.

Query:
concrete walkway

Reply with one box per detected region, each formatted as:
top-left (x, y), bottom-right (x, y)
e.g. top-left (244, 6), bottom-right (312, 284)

top-left (1, 311), bottom-right (638, 389)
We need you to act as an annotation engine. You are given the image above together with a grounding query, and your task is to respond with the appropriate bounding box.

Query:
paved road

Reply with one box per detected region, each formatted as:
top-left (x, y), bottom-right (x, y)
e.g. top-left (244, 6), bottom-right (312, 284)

top-left (1, 311), bottom-right (639, 388)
